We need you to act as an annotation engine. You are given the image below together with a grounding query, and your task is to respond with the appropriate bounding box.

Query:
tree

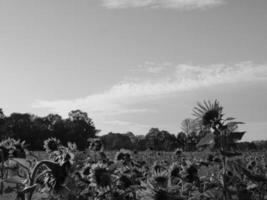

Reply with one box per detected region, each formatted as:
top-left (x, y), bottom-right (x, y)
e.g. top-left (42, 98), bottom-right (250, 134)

top-left (101, 132), bottom-right (134, 150)
top-left (0, 108), bottom-right (5, 119)
top-left (180, 119), bottom-right (200, 151)
top-left (145, 128), bottom-right (177, 151)
top-left (63, 110), bottom-right (97, 150)
top-left (180, 118), bottom-right (199, 136)
top-left (68, 110), bottom-right (91, 124)
top-left (177, 132), bottom-right (187, 149)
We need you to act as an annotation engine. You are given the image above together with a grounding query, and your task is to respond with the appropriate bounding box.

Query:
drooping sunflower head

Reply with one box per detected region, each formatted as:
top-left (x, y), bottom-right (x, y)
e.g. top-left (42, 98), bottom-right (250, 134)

top-left (43, 137), bottom-right (61, 153)
top-left (89, 163), bottom-right (112, 188)
top-left (193, 100), bottom-right (223, 127)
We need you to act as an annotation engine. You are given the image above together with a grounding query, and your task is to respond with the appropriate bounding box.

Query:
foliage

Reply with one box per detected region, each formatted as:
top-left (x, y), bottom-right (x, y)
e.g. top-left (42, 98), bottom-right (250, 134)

top-left (0, 110), bottom-right (98, 151)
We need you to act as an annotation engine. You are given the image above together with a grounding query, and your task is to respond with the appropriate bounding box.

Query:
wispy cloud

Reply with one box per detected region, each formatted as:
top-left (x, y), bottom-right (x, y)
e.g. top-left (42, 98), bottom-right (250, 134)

top-left (100, 120), bottom-right (151, 134)
top-left (102, 0), bottom-right (225, 10)
top-left (32, 62), bottom-right (267, 132)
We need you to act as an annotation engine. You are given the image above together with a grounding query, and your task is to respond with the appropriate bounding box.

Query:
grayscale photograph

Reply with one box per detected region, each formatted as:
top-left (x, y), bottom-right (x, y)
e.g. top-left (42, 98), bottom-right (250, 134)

top-left (0, 0), bottom-right (267, 199)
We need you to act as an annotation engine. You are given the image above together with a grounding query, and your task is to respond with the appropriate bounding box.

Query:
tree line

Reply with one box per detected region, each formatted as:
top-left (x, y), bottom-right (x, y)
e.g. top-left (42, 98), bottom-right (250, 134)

top-left (0, 108), bottom-right (264, 151)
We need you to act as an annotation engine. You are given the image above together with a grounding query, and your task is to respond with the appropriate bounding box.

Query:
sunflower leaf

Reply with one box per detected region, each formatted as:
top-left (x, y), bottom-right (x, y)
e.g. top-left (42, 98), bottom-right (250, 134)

top-left (197, 132), bottom-right (214, 148)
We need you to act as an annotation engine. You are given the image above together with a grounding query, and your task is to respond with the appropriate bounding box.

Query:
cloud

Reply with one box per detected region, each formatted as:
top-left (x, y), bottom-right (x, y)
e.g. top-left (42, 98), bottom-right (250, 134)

top-left (132, 61), bottom-right (171, 74)
top-left (102, 0), bottom-right (224, 10)
top-left (32, 62), bottom-right (267, 131)
top-left (99, 120), bottom-right (151, 134)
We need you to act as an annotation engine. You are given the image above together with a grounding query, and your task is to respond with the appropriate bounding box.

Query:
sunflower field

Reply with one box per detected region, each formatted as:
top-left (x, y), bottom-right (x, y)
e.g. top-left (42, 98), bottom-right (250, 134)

top-left (0, 100), bottom-right (267, 200)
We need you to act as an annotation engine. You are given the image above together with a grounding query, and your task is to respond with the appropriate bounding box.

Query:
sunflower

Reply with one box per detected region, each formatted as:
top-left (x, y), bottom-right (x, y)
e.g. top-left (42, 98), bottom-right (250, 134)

top-left (151, 161), bottom-right (166, 174)
top-left (138, 188), bottom-right (179, 200)
top-left (169, 163), bottom-right (181, 180)
top-left (181, 164), bottom-right (199, 184)
top-left (88, 138), bottom-right (103, 152)
top-left (74, 163), bottom-right (91, 184)
top-left (173, 148), bottom-right (184, 161)
top-left (137, 181), bottom-right (182, 200)
top-left (149, 170), bottom-right (169, 189)
top-left (193, 100), bottom-right (223, 127)
top-left (67, 142), bottom-right (77, 152)
top-left (89, 163), bottom-right (112, 188)
top-left (12, 140), bottom-right (27, 158)
top-left (0, 146), bottom-right (10, 162)
top-left (0, 138), bottom-right (16, 149)
top-left (116, 174), bottom-right (133, 190)
top-left (43, 137), bottom-right (61, 153)
top-left (81, 163), bottom-right (91, 177)
top-left (114, 149), bottom-right (132, 165)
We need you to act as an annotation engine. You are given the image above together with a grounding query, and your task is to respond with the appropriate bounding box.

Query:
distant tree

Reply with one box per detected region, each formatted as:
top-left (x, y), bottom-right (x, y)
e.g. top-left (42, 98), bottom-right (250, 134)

top-left (177, 132), bottom-right (187, 149)
top-left (125, 131), bottom-right (136, 144)
top-left (180, 119), bottom-right (200, 151)
top-left (101, 132), bottom-right (134, 150)
top-left (64, 110), bottom-right (97, 150)
top-left (0, 108), bottom-right (5, 119)
top-left (134, 135), bottom-right (147, 151)
top-left (45, 114), bottom-right (62, 131)
top-left (6, 113), bottom-right (34, 141)
top-left (145, 128), bottom-right (177, 151)
top-left (0, 108), bottom-right (6, 138)
top-left (181, 118), bottom-right (199, 135)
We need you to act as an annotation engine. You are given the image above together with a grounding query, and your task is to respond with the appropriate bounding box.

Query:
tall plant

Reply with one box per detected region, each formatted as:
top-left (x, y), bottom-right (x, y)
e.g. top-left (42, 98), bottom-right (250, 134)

top-left (193, 100), bottom-right (245, 150)
top-left (193, 100), bottom-right (246, 200)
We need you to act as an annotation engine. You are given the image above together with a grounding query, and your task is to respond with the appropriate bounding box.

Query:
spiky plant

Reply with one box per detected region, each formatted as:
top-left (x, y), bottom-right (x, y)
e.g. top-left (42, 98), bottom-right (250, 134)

top-left (193, 100), bottom-right (245, 150)
top-left (193, 100), bottom-right (223, 129)
top-left (193, 100), bottom-right (246, 200)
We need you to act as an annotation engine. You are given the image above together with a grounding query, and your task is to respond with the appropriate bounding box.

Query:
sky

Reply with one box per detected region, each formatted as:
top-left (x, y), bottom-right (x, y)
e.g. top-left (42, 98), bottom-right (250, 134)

top-left (0, 0), bottom-right (267, 141)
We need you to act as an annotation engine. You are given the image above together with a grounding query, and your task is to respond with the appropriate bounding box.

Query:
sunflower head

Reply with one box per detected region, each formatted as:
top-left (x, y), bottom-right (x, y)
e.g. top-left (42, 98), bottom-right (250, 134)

top-left (149, 170), bottom-right (169, 189)
top-left (0, 146), bottom-right (10, 162)
top-left (89, 163), bottom-right (112, 188)
top-left (137, 187), bottom-right (179, 200)
top-left (114, 149), bottom-right (132, 165)
top-left (169, 163), bottom-right (181, 179)
top-left (0, 138), bottom-right (18, 160)
top-left (81, 163), bottom-right (91, 177)
top-left (154, 189), bottom-right (174, 200)
top-left (181, 164), bottom-right (199, 183)
top-left (88, 138), bottom-right (103, 152)
top-left (174, 148), bottom-right (183, 157)
top-left (43, 137), bottom-right (61, 153)
top-left (117, 174), bottom-right (133, 190)
top-left (193, 100), bottom-right (223, 127)
top-left (0, 138), bottom-right (16, 149)
top-left (151, 161), bottom-right (166, 174)
top-left (12, 140), bottom-right (27, 158)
